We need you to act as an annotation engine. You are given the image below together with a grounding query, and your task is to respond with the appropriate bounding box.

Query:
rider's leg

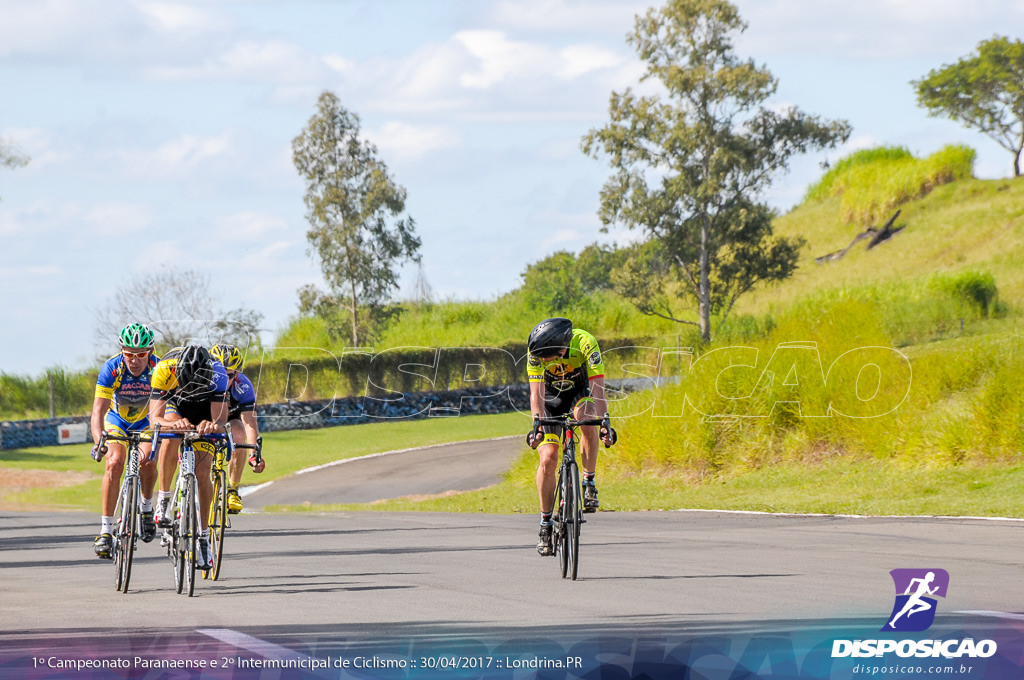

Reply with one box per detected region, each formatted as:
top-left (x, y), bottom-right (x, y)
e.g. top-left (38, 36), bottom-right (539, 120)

top-left (228, 419), bottom-right (246, 487)
top-left (536, 438), bottom-right (559, 515)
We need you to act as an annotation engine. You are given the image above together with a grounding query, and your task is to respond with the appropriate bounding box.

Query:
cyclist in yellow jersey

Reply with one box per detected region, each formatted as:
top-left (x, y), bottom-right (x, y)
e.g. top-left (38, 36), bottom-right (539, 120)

top-left (149, 344), bottom-right (229, 570)
top-left (89, 323), bottom-right (160, 558)
top-left (525, 317), bottom-right (616, 556)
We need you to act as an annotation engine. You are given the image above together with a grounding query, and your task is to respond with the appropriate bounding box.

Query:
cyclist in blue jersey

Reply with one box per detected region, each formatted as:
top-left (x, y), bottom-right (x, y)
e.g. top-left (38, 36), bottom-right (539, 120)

top-left (89, 323), bottom-right (160, 558)
top-left (211, 344), bottom-right (265, 514)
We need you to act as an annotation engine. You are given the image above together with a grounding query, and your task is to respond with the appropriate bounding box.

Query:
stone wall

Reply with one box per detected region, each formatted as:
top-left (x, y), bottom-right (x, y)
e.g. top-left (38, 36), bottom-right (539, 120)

top-left (0, 379), bottom-right (651, 450)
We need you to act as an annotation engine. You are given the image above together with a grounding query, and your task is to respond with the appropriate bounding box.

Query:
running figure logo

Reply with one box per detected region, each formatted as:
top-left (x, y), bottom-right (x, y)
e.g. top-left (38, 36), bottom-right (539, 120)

top-left (882, 569), bottom-right (950, 632)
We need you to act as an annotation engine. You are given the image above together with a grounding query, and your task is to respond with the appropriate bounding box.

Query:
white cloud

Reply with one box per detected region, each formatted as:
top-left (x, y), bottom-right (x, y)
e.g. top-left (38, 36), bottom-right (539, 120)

top-left (106, 132), bottom-right (232, 177)
top-left (132, 0), bottom-right (222, 33)
top-left (147, 39), bottom-right (331, 83)
top-left (366, 122), bottom-right (458, 162)
top-left (487, 0), bottom-right (647, 34)
top-left (212, 211), bottom-right (289, 243)
top-left (84, 202), bottom-right (152, 236)
top-left (557, 44), bottom-right (624, 79)
top-left (735, 0), bottom-right (1024, 59)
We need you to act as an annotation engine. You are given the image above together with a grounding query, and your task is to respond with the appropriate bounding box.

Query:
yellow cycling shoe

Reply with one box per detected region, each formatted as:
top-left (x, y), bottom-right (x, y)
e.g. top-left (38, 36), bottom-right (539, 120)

top-left (227, 488), bottom-right (244, 514)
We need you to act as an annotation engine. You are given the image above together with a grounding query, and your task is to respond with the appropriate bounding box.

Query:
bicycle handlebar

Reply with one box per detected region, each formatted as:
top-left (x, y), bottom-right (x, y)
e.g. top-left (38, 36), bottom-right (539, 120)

top-left (91, 430), bottom-right (152, 461)
top-left (529, 414), bottom-right (617, 448)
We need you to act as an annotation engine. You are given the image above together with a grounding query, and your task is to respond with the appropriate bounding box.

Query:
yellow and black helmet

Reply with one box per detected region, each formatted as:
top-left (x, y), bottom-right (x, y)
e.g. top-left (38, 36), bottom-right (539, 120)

top-left (210, 343), bottom-right (244, 371)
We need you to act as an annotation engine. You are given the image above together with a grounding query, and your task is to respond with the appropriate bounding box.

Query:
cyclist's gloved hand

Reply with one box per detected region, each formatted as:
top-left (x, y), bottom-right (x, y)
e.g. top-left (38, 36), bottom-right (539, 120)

top-left (90, 444), bottom-right (107, 462)
top-left (600, 415), bottom-right (617, 448)
top-left (526, 418), bottom-right (542, 449)
top-left (249, 436), bottom-right (265, 473)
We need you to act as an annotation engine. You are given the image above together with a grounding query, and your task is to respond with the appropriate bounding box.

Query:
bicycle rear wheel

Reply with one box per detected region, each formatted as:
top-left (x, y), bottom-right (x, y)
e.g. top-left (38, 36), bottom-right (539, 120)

top-left (207, 469), bottom-right (228, 580)
top-left (117, 477), bottom-right (140, 593)
top-left (566, 461), bottom-right (581, 581)
top-left (182, 476), bottom-right (198, 597)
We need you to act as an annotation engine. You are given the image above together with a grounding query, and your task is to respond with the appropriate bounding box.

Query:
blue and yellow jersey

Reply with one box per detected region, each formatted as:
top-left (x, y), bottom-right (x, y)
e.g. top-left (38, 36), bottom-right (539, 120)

top-left (95, 353), bottom-right (160, 425)
top-left (151, 347), bottom-right (229, 404)
top-left (527, 328), bottom-right (605, 394)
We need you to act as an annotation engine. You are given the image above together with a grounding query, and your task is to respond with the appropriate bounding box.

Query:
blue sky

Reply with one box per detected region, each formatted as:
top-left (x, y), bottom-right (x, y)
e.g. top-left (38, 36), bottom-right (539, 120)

top-left (1, 0), bottom-right (1022, 377)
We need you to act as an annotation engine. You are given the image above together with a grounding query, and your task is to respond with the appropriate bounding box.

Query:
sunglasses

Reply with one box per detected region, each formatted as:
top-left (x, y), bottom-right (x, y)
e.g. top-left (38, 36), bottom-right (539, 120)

top-left (122, 350), bottom-right (150, 359)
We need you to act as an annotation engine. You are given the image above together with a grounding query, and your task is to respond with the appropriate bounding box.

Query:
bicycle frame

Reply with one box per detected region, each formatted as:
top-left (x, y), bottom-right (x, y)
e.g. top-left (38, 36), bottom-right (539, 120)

top-left (533, 415), bottom-right (604, 581)
top-left (156, 430), bottom-right (227, 597)
top-left (99, 430), bottom-right (150, 594)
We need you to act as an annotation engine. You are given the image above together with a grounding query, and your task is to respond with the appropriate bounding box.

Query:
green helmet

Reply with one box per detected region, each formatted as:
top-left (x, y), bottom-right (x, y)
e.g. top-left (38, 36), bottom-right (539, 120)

top-left (119, 323), bottom-right (154, 349)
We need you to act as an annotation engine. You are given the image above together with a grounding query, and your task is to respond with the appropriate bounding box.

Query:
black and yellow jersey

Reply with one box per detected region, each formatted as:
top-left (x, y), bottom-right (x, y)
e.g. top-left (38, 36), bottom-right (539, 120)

top-left (527, 328), bottom-right (605, 394)
top-left (151, 347), bottom-right (229, 403)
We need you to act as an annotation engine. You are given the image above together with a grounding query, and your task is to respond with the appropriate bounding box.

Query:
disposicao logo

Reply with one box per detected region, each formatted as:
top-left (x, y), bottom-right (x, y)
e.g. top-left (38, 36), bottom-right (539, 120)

top-left (882, 568), bottom-right (949, 632)
top-left (831, 568), bottom-right (998, 660)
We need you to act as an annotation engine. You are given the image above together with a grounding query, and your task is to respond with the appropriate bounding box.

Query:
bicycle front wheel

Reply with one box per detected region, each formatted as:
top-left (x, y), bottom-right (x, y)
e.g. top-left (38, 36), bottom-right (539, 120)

top-left (118, 477), bottom-right (141, 593)
top-left (207, 469), bottom-right (228, 581)
top-left (566, 461), bottom-right (581, 581)
top-left (554, 468), bottom-right (569, 578)
top-left (112, 480), bottom-right (133, 592)
top-left (182, 476), bottom-right (198, 597)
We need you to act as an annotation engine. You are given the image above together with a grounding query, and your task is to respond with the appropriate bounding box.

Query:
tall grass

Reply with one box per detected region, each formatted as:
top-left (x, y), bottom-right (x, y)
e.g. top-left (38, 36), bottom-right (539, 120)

top-left (608, 275), bottom-right (1023, 483)
top-left (804, 145), bottom-right (975, 225)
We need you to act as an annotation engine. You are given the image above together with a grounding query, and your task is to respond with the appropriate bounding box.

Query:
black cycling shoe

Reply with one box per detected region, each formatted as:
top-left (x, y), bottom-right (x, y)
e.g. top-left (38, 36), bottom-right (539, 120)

top-left (583, 484), bottom-right (600, 513)
top-left (140, 510), bottom-right (156, 543)
top-left (93, 533), bottom-right (113, 559)
top-left (536, 524), bottom-right (554, 556)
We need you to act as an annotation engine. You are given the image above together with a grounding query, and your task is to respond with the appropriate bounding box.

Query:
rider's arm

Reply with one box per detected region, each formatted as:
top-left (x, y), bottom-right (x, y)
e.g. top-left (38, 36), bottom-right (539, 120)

top-left (529, 381), bottom-right (546, 420)
top-left (588, 375), bottom-right (609, 419)
top-left (240, 410), bottom-right (260, 445)
top-left (148, 397), bottom-right (187, 430)
top-left (200, 399), bottom-right (229, 435)
top-left (89, 396), bottom-right (111, 444)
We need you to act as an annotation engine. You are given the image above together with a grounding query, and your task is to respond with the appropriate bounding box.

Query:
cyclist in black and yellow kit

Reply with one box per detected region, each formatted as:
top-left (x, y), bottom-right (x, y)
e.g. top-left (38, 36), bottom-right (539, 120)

top-left (149, 344), bottom-right (229, 570)
top-left (525, 317), bottom-right (616, 556)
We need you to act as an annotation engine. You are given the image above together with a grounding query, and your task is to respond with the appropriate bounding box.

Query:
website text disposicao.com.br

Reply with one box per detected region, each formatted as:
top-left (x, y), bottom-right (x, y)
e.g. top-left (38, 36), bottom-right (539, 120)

top-left (835, 637), bottom-right (996, 676)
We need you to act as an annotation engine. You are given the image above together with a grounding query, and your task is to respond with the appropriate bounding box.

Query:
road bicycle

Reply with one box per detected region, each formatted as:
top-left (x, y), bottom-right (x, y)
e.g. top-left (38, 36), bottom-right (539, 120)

top-left (530, 414), bottom-right (614, 581)
top-left (205, 437), bottom-right (260, 581)
top-left (155, 429), bottom-right (226, 597)
top-left (93, 430), bottom-right (151, 594)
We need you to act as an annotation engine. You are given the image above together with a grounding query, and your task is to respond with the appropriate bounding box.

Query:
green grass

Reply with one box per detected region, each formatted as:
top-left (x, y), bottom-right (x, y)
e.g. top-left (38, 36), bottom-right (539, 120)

top-left (0, 411), bottom-right (530, 511)
top-left (263, 448), bottom-right (1024, 518)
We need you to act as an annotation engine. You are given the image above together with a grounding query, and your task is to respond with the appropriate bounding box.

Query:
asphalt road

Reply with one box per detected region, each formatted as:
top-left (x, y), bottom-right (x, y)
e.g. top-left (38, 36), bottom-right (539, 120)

top-left (2, 439), bottom-right (1023, 678)
top-left (243, 436), bottom-right (524, 507)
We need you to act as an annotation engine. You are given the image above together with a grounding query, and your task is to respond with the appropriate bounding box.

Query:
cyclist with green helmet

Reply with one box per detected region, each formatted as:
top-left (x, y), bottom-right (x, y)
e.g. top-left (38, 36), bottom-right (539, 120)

top-left (89, 323), bottom-right (161, 559)
top-left (210, 343), bottom-right (265, 514)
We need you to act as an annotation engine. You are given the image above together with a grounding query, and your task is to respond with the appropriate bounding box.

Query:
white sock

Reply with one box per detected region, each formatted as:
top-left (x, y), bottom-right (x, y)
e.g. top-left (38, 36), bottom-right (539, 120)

top-left (141, 496), bottom-right (153, 512)
top-left (100, 516), bottom-right (113, 535)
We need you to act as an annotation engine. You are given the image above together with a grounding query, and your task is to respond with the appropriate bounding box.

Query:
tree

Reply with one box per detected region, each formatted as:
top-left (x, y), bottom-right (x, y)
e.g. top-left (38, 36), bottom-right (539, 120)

top-left (93, 266), bottom-right (263, 353)
top-left (913, 36), bottom-right (1024, 177)
top-left (1, 137), bottom-right (29, 202)
top-left (581, 0), bottom-right (850, 341)
top-left (519, 243), bottom-right (624, 315)
top-left (292, 91), bottom-right (421, 347)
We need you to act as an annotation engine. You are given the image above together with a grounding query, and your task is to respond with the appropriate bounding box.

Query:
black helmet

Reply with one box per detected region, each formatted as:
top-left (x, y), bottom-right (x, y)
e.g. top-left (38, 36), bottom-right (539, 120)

top-left (528, 317), bottom-right (573, 357)
top-left (176, 344), bottom-right (214, 398)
